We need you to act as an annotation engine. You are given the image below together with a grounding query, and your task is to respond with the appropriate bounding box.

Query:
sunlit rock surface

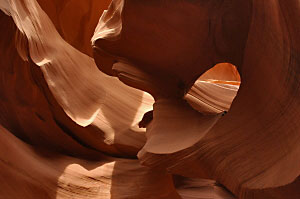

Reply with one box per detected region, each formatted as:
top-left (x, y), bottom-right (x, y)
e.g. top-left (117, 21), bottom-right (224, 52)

top-left (0, 0), bottom-right (299, 198)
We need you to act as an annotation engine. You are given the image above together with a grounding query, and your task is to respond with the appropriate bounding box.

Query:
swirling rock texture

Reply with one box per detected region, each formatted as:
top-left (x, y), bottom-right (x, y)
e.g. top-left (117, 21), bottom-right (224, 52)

top-left (0, 0), bottom-right (299, 199)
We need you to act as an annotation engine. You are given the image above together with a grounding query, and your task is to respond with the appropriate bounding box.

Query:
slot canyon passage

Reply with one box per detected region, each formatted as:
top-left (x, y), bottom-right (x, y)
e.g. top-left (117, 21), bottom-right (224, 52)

top-left (0, 0), bottom-right (300, 198)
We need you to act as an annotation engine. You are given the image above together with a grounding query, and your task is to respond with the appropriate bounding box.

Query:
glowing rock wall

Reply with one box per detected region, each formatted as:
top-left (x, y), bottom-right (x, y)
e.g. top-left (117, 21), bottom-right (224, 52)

top-left (0, 0), bottom-right (299, 198)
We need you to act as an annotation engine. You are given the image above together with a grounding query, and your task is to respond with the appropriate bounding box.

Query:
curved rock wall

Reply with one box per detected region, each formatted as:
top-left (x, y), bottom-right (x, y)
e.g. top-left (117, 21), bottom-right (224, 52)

top-left (0, 0), bottom-right (299, 198)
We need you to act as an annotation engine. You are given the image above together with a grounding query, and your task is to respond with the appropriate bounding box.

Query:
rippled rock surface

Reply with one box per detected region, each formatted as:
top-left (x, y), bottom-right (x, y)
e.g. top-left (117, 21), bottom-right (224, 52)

top-left (0, 0), bottom-right (299, 198)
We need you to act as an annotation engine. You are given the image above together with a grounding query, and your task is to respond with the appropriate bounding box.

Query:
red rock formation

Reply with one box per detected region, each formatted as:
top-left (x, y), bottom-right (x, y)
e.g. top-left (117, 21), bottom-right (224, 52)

top-left (0, 0), bottom-right (299, 198)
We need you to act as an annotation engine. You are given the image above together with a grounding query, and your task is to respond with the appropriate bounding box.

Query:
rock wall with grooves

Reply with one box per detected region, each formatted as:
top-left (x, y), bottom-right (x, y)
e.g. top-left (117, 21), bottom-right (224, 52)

top-left (0, 0), bottom-right (299, 199)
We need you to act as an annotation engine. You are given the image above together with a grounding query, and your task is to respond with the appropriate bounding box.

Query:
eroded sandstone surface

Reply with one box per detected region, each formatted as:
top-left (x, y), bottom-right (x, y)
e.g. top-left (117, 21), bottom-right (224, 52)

top-left (0, 0), bottom-right (299, 198)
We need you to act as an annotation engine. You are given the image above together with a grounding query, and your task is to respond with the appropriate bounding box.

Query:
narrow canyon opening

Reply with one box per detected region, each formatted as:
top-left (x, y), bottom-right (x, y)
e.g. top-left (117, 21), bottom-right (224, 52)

top-left (185, 63), bottom-right (241, 114)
